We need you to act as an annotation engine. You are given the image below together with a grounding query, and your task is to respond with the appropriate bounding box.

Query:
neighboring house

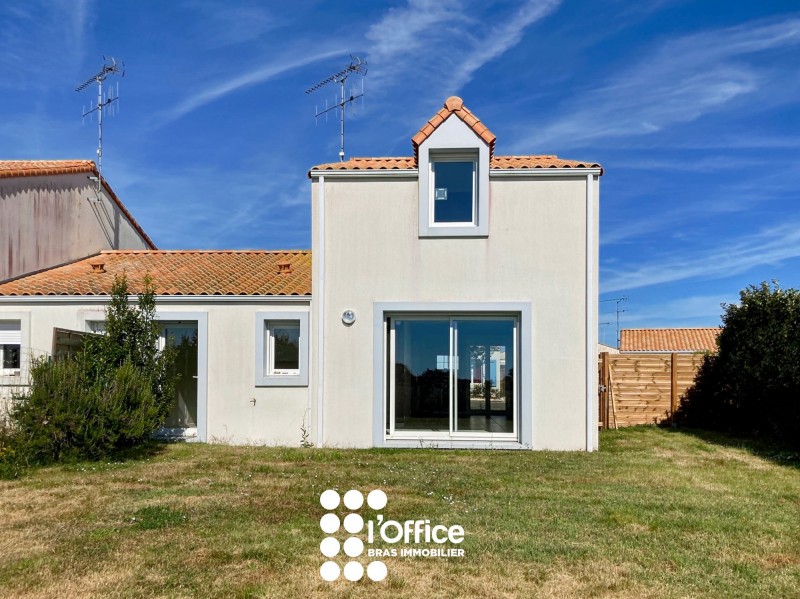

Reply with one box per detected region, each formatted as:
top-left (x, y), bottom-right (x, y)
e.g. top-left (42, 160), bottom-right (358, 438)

top-left (0, 97), bottom-right (603, 450)
top-left (0, 250), bottom-right (311, 445)
top-left (0, 160), bottom-right (155, 282)
top-left (598, 343), bottom-right (620, 354)
top-left (309, 96), bottom-right (601, 450)
top-left (619, 328), bottom-right (719, 353)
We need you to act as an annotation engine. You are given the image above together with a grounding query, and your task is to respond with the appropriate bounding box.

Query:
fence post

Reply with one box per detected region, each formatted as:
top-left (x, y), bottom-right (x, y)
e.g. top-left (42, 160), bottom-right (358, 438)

top-left (670, 352), bottom-right (678, 415)
top-left (599, 352), bottom-right (609, 429)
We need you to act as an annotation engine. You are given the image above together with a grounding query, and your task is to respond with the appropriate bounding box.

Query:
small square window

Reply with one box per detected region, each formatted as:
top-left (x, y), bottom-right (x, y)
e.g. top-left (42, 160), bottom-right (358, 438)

top-left (0, 320), bottom-right (22, 375)
top-left (1, 344), bottom-right (20, 371)
top-left (419, 147), bottom-right (487, 238)
top-left (267, 321), bottom-right (300, 375)
top-left (432, 160), bottom-right (475, 225)
top-left (255, 311), bottom-right (309, 387)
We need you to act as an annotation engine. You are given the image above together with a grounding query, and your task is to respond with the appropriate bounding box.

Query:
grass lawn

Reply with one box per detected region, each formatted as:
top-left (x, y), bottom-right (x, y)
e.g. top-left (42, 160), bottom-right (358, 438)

top-left (0, 427), bottom-right (798, 598)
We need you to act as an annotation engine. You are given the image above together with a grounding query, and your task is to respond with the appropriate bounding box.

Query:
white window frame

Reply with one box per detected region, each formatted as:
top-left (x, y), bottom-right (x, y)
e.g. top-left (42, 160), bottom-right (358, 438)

top-left (429, 154), bottom-right (478, 228)
top-left (0, 321), bottom-right (22, 376)
top-left (373, 302), bottom-right (532, 449)
top-left (266, 321), bottom-right (301, 376)
top-left (255, 311), bottom-right (309, 387)
top-left (385, 314), bottom-right (518, 443)
top-left (417, 115), bottom-right (490, 238)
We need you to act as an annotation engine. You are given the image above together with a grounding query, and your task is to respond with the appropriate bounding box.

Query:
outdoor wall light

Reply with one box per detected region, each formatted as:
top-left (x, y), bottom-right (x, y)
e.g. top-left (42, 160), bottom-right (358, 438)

top-left (342, 310), bottom-right (356, 326)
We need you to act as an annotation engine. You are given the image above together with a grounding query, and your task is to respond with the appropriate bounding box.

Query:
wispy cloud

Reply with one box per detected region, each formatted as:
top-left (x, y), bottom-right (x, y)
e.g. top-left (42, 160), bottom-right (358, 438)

top-left (0, 0), bottom-right (94, 89)
top-left (363, 0), bottom-right (560, 131)
top-left (512, 16), bottom-right (800, 150)
top-left (603, 221), bottom-right (800, 293)
top-left (183, 1), bottom-right (280, 47)
top-left (154, 48), bottom-right (343, 127)
top-left (608, 294), bottom-right (736, 325)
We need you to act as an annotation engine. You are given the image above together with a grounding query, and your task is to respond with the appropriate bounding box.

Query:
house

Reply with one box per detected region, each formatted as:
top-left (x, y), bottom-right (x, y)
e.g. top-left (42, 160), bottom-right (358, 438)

top-left (0, 97), bottom-right (602, 450)
top-left (0, 250), bottom-right (312, 445)
top-left (0, 160), bottom-right (154, 282)
top-left (619, 328), bottom-right (719, 353)
top-left (309, 96), bottom-right (601, 450)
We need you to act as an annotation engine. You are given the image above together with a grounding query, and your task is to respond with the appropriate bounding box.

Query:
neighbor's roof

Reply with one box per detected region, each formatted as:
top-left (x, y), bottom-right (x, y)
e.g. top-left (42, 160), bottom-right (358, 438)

top-left (0, 160), bottom-right (156, 249)
top-left (619, 328), bottom-right (720, 352)
top-left (0, 250), bottom-right (312, 296)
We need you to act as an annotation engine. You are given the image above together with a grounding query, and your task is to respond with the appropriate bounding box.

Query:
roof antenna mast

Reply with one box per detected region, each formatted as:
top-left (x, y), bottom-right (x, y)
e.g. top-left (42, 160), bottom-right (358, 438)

top-left (75, 56), bottom-right (124, 192)
top-left (306, 55), bottom-right (367, 161)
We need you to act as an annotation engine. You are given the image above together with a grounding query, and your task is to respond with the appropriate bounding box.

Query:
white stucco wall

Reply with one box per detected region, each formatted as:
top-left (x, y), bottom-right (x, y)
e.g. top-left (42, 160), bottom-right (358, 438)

top-left (0, 299), bottom-right (311, 446)
top-left (312, 171), bottom-right (599, 450)
top-left (0, 173), bottom-right (151, 281)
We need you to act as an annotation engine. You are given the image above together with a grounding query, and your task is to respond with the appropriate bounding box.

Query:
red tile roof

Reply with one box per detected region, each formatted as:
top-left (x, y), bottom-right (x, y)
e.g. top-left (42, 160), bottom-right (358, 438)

top-left (310, 155), bottom-right (602, 174)
top-left (0, 250), bottom-right (312, 296)
top-left (620, 328), bottom-right (720, 352)
top-left (0, 160), bottom-right (96, 178)
top-left (411, 96), bottom-right (496, 161)
top-left (309, 96), bottom-right (602, 176)
top-left (0, 160), bottom-right (156, 249)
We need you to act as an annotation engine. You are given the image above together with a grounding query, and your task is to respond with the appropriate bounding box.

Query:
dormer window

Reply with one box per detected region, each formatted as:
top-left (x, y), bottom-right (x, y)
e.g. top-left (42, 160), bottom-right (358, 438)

top-left (415, 97), bottom-right (492, 238)
top-left (431, 154), bottom-right (477, 226)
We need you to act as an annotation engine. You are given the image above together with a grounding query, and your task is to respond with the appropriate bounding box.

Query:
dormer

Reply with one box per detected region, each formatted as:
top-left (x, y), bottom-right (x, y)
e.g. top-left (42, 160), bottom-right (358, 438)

top-left (412, 96), bottom-right (495, 238)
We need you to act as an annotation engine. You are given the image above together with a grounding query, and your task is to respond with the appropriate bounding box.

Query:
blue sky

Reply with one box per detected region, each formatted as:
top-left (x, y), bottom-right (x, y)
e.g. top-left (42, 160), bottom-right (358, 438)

top-left (2, 1), bottom-right (799, 343)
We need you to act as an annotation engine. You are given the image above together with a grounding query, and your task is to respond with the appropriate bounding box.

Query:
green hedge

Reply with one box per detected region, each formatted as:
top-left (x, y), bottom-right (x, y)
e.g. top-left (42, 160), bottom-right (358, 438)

top-left (675, 282), bottom-right (800, 448)
top-left (0, 275), bottom-right (176, 477)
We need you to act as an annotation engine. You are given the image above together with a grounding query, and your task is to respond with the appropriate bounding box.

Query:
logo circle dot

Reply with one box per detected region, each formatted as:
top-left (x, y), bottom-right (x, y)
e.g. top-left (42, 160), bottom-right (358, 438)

top-left (320, 489), bottom-right (340, 510)
top-left (343, 489), bottom-right (364, 510)
top-left (319, 513), bottom-right (340, 534)
top-left (343, 536), bottom-right (364, 557)
top-left (367, 489), bottom-right (387, 510)
top-left (343, 512), bottom-right (364, 534)
top-left (367, 560), bottom-right (388, 582)
top-left (320, 560), bottom-right (341, 582)
top-left (344, 561), bottom-right (364, 581)
top-left (320, 536), bottom-right (340, 558)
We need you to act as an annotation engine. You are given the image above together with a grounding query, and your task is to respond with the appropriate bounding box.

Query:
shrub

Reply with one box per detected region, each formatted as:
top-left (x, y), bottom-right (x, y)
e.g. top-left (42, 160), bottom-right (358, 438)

top-left (0, 274), bottom-right (176, 473)
top-left (674, 282), bottom-right (800, 448)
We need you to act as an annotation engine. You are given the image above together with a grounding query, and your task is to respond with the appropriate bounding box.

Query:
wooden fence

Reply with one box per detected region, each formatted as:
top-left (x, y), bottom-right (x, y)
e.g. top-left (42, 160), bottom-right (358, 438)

top-left (599, 352), bottom-right (706, 428)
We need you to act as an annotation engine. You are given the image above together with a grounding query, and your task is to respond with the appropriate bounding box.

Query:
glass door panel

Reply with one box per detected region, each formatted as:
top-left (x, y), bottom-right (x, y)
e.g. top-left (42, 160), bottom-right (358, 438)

top-left (162, 324), bottom-right (198, 429)
top-left (454, 319), bottom-right (515, 434)
top-left (391, 318), bottom-right (450, 433)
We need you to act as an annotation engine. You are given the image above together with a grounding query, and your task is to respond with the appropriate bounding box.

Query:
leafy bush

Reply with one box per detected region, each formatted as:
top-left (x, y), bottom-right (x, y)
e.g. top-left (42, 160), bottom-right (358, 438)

top-left (675, 282), bottom-right (800, 448)
top-left (0, 274), bottom-right (176, 473)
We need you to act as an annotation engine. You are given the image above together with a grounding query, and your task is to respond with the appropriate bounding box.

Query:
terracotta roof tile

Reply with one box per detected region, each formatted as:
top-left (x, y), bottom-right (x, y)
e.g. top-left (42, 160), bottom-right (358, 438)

top-left (620, 328), bottom-right (720, 352)
top-left (411, 96), bottom-right (497, 162)
top-left (0, 250), bottom-right (312, 296)
top-left (0, 160), bottom-right (156, 249)
top-left (310, 155), bottom-right (602, 174)
top-left (0, 160), bottom-right (96, 178)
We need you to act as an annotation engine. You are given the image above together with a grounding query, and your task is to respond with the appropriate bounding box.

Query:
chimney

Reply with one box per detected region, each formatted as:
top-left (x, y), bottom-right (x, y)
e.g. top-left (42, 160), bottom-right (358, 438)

top-left (90, 262), bottom-right (106, 274)
top-left (277, 261), bottom-right (292, 275)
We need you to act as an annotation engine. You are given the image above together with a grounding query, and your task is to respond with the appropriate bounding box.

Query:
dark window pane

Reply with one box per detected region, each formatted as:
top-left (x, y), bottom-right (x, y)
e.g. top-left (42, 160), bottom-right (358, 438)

top-left (2, 344), bottom-right (20, 369)
top-left (273, 326), bottom-right (300, 371)
top-left (454, 319), bottom-right (514, 433)
top-left (393, 319), bottom-right (450, 432)
top-left (433, 161), bottom-right (474, 223)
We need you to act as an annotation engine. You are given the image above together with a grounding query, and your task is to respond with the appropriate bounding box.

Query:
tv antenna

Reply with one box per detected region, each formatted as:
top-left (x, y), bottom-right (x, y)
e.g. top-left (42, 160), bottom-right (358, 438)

top-left (75, 56), bottom-right (124, 193)
top-left (306, 56), bottom-right (367, 161)
top-left (600, 296), bottom-right (628, 348)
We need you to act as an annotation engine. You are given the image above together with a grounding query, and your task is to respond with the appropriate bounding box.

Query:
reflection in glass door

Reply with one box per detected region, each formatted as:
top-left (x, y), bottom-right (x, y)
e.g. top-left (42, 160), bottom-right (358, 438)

top-left (161, 323), bottom-right (198, 432)
top-left (454, 319), bottom-right (514, 434)
top-left (387, 315), bottom-right (517, 439)
top-left (391, 318), bottom-right (450, 432)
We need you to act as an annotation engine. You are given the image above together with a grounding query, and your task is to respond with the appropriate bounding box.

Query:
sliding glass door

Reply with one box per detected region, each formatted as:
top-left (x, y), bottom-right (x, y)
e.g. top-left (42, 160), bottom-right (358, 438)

top-left (387, 315), bottom-right (517, 440)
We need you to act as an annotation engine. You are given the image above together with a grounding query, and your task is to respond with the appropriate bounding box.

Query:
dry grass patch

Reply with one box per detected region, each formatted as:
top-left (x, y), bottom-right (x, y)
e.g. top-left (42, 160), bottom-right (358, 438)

top-left (0, 428), bottom-right (798, 598)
